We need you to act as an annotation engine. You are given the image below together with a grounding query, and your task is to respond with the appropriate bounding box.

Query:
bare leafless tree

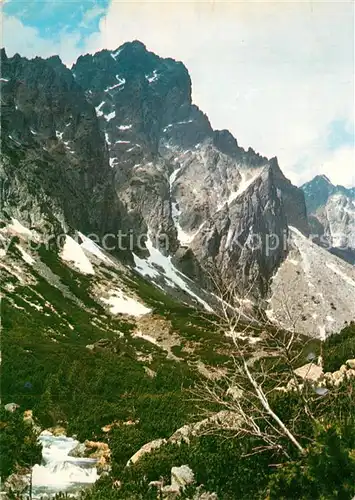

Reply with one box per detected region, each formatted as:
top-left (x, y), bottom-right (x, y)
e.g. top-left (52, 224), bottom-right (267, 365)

top-left (190, 271), bottom-right (325, 458)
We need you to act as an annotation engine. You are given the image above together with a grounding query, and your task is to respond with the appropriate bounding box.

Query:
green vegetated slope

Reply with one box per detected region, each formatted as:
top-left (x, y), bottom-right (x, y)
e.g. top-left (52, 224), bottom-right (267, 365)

top-left (0, 241), bottom-right (233, 483)
top-left (2, 240), bottom-right (355, 499)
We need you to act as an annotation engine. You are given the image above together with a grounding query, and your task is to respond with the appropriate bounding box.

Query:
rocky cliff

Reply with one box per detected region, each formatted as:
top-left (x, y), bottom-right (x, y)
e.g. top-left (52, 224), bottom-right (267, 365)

top-left (0, 41), bottom-right (316, 302)
top-left (301, 175), bottom-right (355, 264)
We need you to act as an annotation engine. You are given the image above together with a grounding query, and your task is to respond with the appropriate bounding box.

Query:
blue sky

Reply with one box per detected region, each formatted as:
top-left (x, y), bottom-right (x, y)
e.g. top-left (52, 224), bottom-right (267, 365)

top-left (3, 0), bottom-right (109, 47)
top-left (327, 119), bottom-right (354, 153)
top-left (2, 0), bottom-right (354, 187)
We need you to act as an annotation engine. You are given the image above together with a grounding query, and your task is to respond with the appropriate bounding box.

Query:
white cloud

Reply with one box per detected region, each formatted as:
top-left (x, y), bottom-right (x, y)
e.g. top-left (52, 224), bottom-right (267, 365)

top-left (314, 146), bottom-right (355, 188)
top-left (80, 5), bottom-right (107, 27)
top-left (2, 14), bottom-right (100, 64)
top-left (92, 0), bottom-right (354, 187)
top-left (2, 1), bottom-right (354, 187)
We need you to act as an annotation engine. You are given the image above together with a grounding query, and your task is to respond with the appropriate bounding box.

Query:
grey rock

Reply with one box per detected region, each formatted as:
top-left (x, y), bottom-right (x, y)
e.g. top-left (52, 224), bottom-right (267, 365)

top-left (171, 465), bottom-right (195, 490)
top-left (68, 442), bottom-right (87, 458)
top-left (4, 473), bottom-right (29, 494)
top-left (301, 175), bottom-right (355, 264)
top-left (0, 42), bottom-right (331, 316)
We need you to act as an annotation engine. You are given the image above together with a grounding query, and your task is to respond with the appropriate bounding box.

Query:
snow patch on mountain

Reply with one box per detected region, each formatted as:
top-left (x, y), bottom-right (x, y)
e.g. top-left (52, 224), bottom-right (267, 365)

top-left (111, 48), bottom-right (122, 60)
top-left (145, 70), bottom-right (159, 83)
top-left (60, 235), bottom-right (95, 275)
top-left (101, 289), bottom-right (151, 316)
top-left (169, 166), bottom-right (183, 188)
top-left (227, 169), bottom-right (262, 206)
top-left (217, 168), bottom-right (263, 211)
top-left (104, 111), bottom-right (116, 122)
top-left (78, 232), bottom-right (114, 265)
top-left (95, 101), bottom-right (105, 117)
top-left (118, 124), bottom-right (132, 131)
top-left (105, 77), bottom-right (125, 92)
top-left (7, 218), bottom-right (33, 239)
top-left (15, 244), bottom-right (35, 265)
top-left (133, 235), bottom-right (213, 312)
top-left (132, 253), bottom-right (160, 279)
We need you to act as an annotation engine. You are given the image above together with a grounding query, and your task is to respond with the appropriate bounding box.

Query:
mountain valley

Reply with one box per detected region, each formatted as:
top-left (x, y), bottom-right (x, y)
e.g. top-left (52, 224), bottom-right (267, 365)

top-left (1, 42), bottom-right (355, 500)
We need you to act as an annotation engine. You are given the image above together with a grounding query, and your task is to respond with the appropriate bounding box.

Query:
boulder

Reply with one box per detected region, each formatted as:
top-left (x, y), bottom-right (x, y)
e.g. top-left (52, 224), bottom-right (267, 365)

top-left (171, 465), bottom-right (195, 490)
top-left (49, 426), bottom-right (66, 436)
top-left (161, 484), bottom-right (180, 499)
top-left (84, 440), bottom-right (111, 473)
top-left (127, 411), bottom-right (240, 467)
top-left (101, 419), bottom-right (139, 433)
top-left (68, 442), bottom-right (87, 458)
top-left (346, 359), bottom-right (355, 369)
top-left (94, 338), bottom-right (112, 349)
top-left (149, 480), bottom-right (163, 490)
top-left (156, 465), bottom-right (196, 499)
top-left (126, 438), bottom-right (167, 466)
top-left (86, 339), bottom-right (112, 352)
top-left (170, 424), bottom-right (192, 445)
top-left (195, 493), bottom-right (218, 500)
top-left (23, 409), bottom-right (34, 424)
top-left (294, 363), bottom-right (323, 382)
top-left (4, 473), bottom-right (29, 494)
top-left (287, 378), bottom-right (304, 392)
top-left (170, 411), bottom-right (241, 446)
top-left (332, 370), bottom-right (343, 380)
top-left (331, 370), bottom-right (345, 387)
top-left (4, 403), bottom-right (20, 413)
top-left (23, 410), bottom-right (41, 433)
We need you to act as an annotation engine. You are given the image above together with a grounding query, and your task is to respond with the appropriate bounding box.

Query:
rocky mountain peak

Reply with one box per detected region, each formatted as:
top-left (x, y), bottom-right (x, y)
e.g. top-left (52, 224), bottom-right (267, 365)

top-left (301, 175), bottom-right (335, 213)
top-left (1, 42), bottom-right (316, 301)
top-left (301, 176), bottom-right (355, 264)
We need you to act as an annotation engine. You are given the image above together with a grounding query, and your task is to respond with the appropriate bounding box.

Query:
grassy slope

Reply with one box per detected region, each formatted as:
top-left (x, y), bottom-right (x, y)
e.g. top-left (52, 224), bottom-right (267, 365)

top-left (2, 242), bottom-right (355, 499)
top-left (1, 243), bottom-right (235, 478)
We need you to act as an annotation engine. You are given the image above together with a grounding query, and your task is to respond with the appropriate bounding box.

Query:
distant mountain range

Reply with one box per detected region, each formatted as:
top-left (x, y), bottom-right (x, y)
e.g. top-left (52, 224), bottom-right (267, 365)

top-left (301, 175), bottom-right (355, 264)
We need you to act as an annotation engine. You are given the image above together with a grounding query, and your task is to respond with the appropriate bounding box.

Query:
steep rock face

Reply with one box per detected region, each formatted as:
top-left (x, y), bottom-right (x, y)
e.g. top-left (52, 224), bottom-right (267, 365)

top-left (302, 175), bottom-right (334, 214)
top-left (0, 49), bottom-right (130, 249)
top-left (72, 42), bottom-right (308, 295)
top-left (267, 227), bottom-right (355, 338)
top-left (301, 175), bottom-right (355, 264)
top-left (188, 165), bottom-right (288, 296)
top-left (1, 42), bottom-right (310, 299)
top-left (268, 158), bottom-right (309, 235)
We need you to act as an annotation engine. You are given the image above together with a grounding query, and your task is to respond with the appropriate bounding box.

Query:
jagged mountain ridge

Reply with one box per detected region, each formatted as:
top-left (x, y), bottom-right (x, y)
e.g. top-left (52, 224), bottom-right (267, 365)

top-left (301, 175), bottom-right (355, 264)
top-left (1, 41), bottom-right (308, 298)
top-left (1, 41), bottom-right (354, 337)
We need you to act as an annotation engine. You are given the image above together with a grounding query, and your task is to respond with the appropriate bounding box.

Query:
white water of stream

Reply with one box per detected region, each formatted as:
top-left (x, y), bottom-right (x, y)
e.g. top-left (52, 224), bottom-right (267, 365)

top-left (31, 432), bottom-right (99, 499)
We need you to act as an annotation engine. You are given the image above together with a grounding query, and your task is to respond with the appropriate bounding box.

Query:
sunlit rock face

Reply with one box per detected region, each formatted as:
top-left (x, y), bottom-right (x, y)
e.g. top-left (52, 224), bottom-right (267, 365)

top-left (1, 42), bottom-right (310, 298)
top-left (302, 175), bottom-right (355, 264)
